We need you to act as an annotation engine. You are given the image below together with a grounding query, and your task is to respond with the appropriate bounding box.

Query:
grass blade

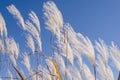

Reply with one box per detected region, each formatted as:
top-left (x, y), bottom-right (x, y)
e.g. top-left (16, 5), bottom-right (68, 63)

top-left (49, 58), bottom-right (62, 80)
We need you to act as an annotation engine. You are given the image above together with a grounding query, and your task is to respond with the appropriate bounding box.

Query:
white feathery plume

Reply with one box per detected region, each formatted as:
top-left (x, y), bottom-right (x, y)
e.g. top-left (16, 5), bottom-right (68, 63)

top-left (22, 53), bottom-right (31, 72)
top-left (56, 29), bottom-right (64, 52)
top-left (25, 20), bottom-right (39, 39)
top-left (63, 24), bottom-right (92, 66)
top-left (67, 44), bottom-right (74, 65)
top-left (63, 24), bottom-right (81, 55)
top-left (43, 1), bottom-right (63, 34)
top-left (106, 66), bottom-right (114, 80)
top-left (38, 65), bottom-right (52, 80)
top-left (65, 27), bottom-right (81, 64)
top-left (7, 4), bottom-right (26, 30)
top-left (26, 34), bottom-right (35, 54)
top-left (97, 54), bottom-right (107, 80)
top-left (0, 39), bottom-right (5, 54)
top-left (11, 39), bottom-right (19, 59)
top-left (63, 68), bottom-right (72, 80)
top-left (68, 66), bottom-right (82, 80)
top-left (29, 70), bottom-right (36, 80)
top-left (97, 54), bottom-right (114, 80)
top-left (54, 53), bottom-right (72, 80)
top-left (95, 38), bottom-right (109, 65)
top-left (76, 57), bottom-right (83, 79)
top-left (64, 24), bottom-right (83, 67)
top-left (0, 13), bottom-right (7, 37)
top-left (109, 42), bottom-right (120, 71)
top-left (54, 53), bottom-right (65, 69)
top-left (25, 20), bottom-right (42, 51)
top-left (77, 33), bottom-right (95, 66)
top-left (5, 38), bottom-right (10, 54)
top-left (5, 38), bottom-right (18, 67)
top-left (9, 54), bottom-right (17, 67)
top-left (28, 11), bottom-right (40, 32)
top-left (43, 1), bottom-right (63, 57)
top-left (62, 24), bottom-right (81, 64)
top-left (55, 27), bottom-right (62, 54)
top-left (45, 58), bottom-right (56, 79)
top-left (62, 24), bottom-right (84, 78)
top-left (5, 37), bottom-right (19, 59)
top-left (61, 24), bottom-right (74, 65)
top-left (76, 54), bottom-right (83, 69)
top-left (83, 64), bottom-right (94, 80)
top-left (63, 24), bottom-right (80, 50)
top-left (62, 43), bottom-right (74, 65)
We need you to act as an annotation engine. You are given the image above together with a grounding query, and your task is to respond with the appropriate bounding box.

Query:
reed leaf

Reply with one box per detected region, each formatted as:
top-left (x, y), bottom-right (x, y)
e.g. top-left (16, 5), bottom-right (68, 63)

top-left (49, 58), bottom-right (62, 80)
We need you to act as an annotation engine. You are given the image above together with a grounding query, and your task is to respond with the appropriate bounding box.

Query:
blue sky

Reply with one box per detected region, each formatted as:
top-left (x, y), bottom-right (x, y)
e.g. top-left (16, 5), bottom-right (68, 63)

top-left (1, 0), bottom-right (120, 79)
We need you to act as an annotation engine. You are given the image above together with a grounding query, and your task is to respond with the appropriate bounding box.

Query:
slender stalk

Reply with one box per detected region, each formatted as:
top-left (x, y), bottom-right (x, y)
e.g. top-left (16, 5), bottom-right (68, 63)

top-left (12, 65), bottom-right (26, 80)
top-left (93, 65), bottom-right (96, 80)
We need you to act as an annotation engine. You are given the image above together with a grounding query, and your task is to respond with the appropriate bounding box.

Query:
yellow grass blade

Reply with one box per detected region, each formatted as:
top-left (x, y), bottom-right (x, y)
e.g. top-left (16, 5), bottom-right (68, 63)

top-left (49, 58), bottom-right (62, 80)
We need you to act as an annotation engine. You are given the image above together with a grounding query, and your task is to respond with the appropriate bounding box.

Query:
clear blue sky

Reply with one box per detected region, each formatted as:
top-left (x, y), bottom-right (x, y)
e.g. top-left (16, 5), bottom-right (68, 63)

top-left (0, 0), bottom-right (120, 79)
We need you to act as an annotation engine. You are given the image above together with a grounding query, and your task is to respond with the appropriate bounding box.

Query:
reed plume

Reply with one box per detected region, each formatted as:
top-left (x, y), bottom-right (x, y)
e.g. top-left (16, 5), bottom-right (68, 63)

top-left (7, 5), bottom-right (26, 30)
top-left (0, 13), bottom-right (7, 37)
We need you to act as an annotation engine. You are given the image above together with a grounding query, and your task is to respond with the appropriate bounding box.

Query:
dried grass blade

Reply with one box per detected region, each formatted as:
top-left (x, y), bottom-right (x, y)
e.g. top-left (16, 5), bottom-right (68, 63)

top-left (49, 58), bottom-right (62, 80)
